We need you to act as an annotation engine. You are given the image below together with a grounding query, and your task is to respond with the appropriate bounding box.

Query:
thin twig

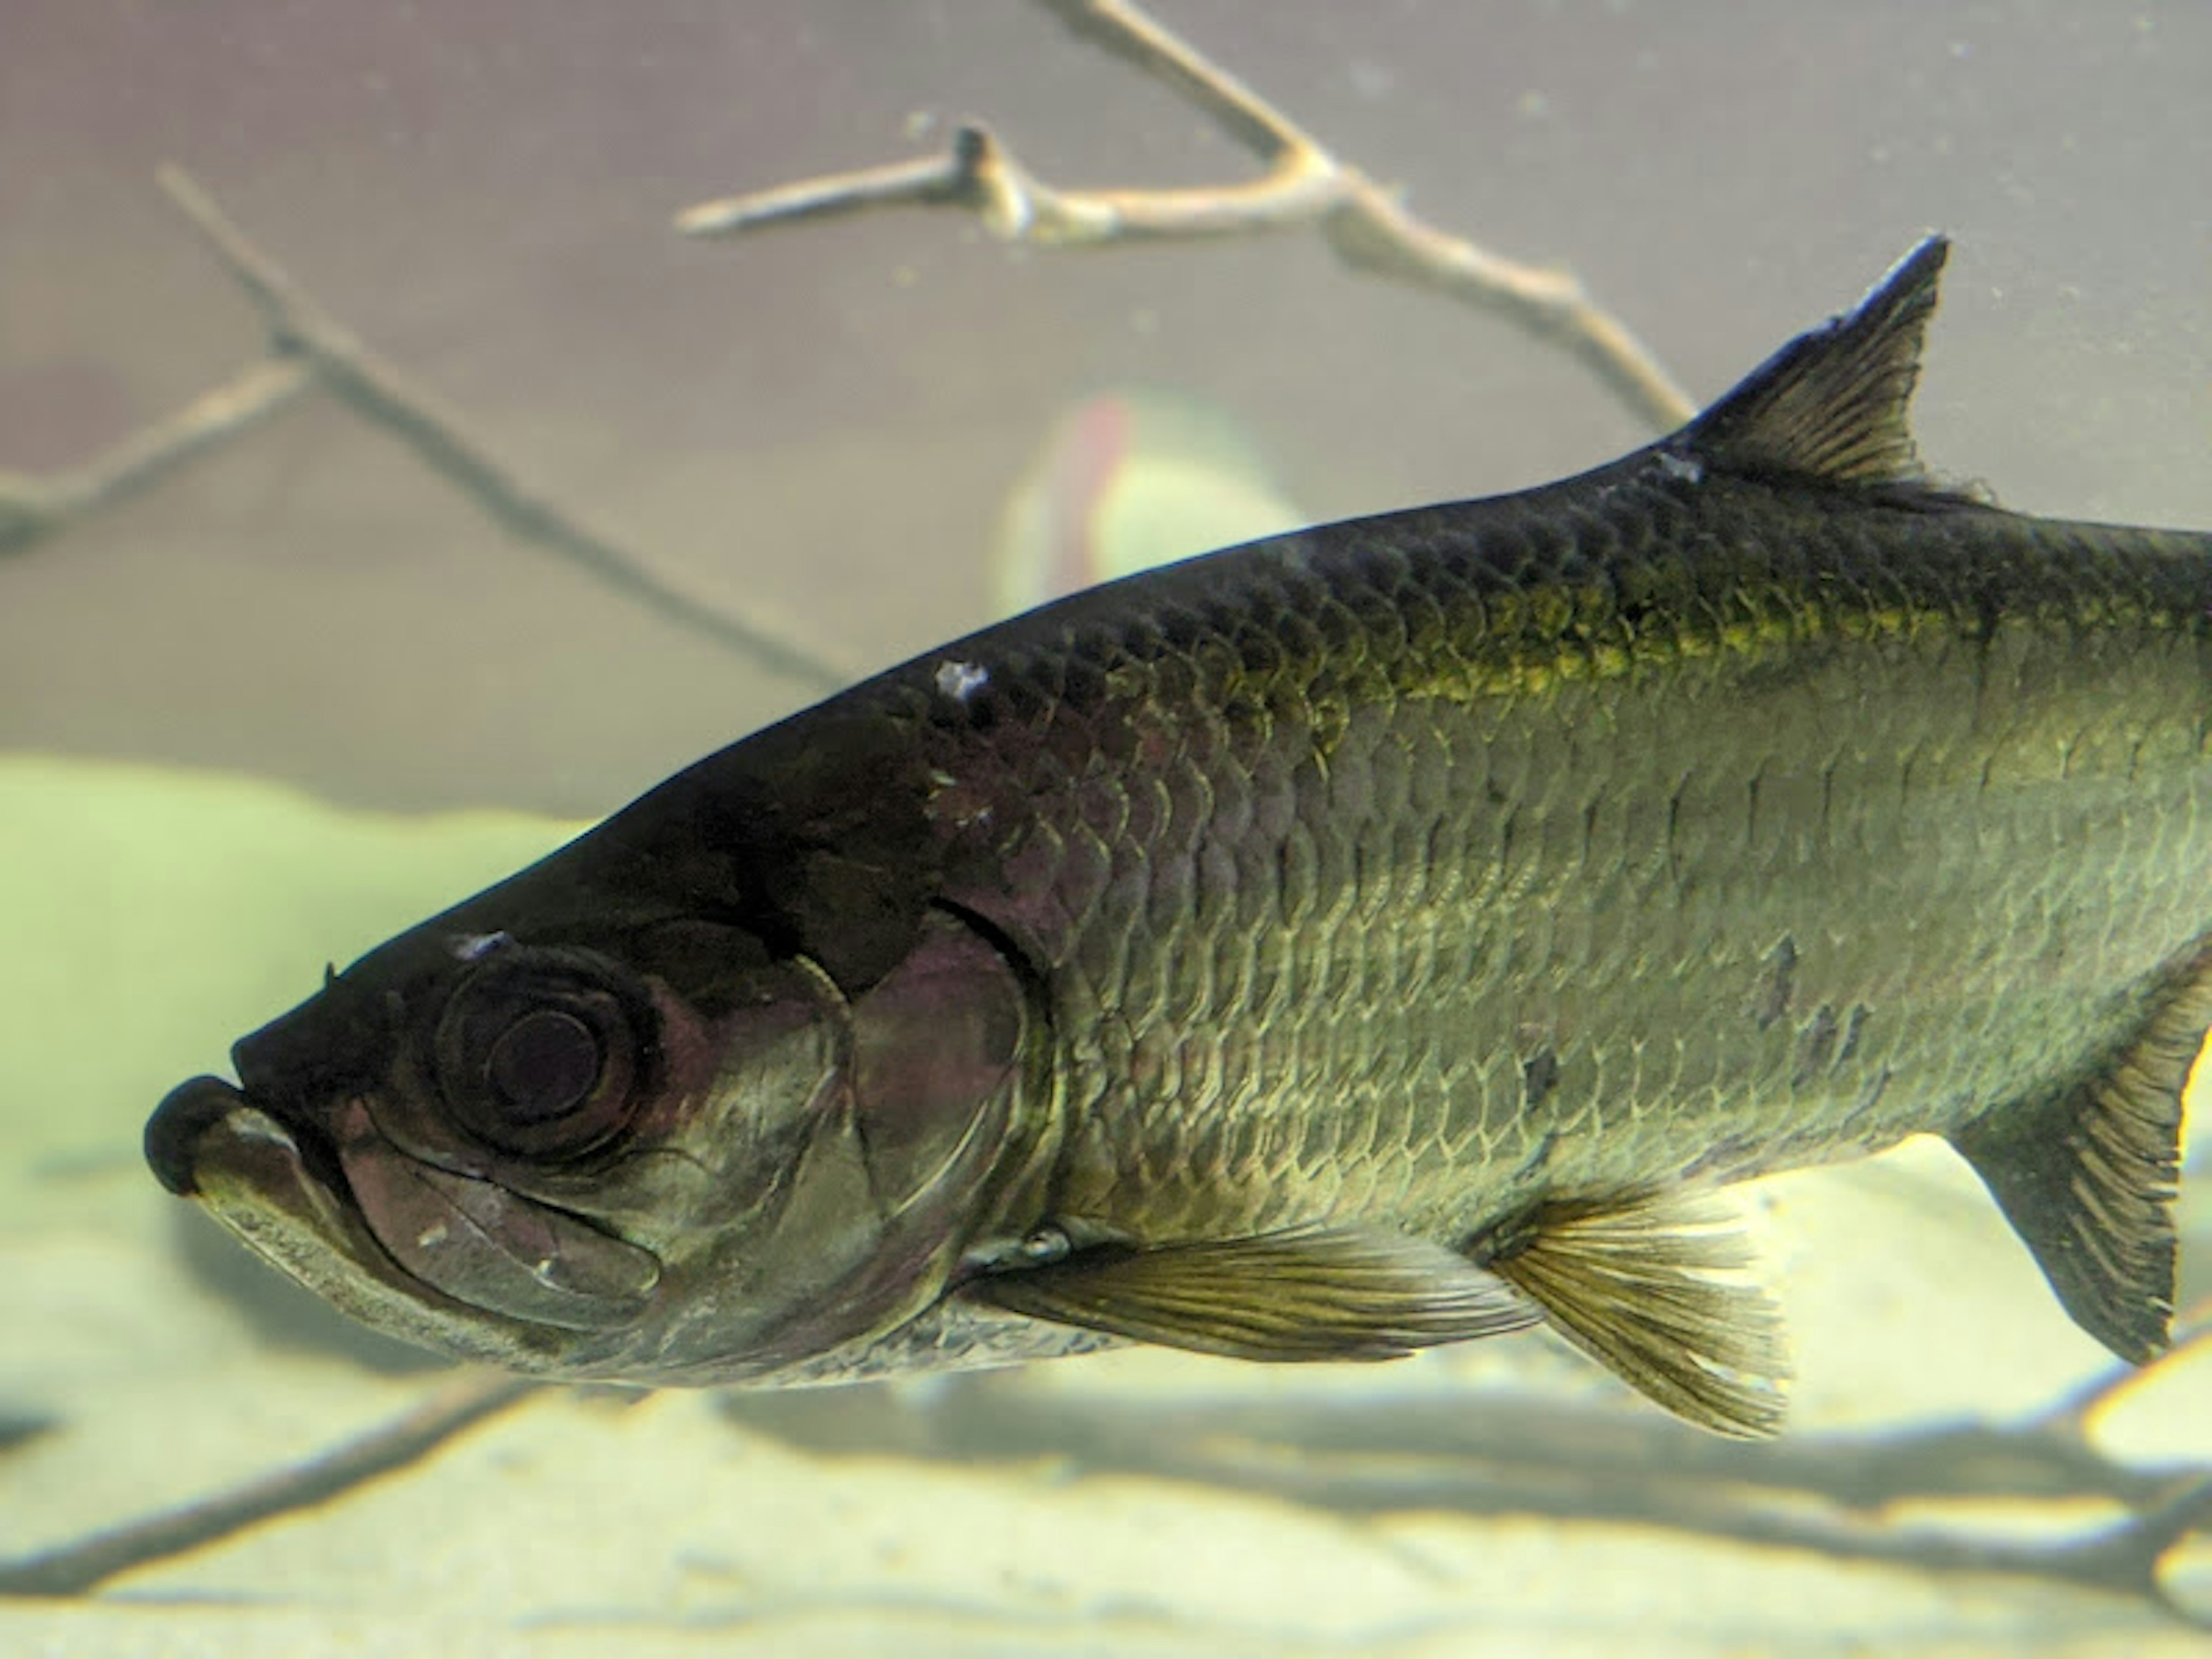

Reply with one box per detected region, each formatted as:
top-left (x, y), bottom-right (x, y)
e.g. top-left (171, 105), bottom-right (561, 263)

top-left (0, 359), bottom-right (312, 556)
top-left (152, 165), bottom-right (850, 694)
top-left (678, 0), bottom-right (1695, 433)
top-left (0, 1374), bottom-right (540, 1597)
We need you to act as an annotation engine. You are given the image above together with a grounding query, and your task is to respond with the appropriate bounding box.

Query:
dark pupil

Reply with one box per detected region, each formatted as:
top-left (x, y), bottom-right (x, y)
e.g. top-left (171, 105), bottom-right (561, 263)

top-left (484, 1010), bottom-right (601, 1123)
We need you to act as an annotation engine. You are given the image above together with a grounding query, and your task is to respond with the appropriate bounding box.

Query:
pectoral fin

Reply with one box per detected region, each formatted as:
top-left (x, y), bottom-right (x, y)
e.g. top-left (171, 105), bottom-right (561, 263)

top-left (967, 1225), bottom-right (1537, 1362)
top-left (1473, 1192), bottom-right (1790, 1438)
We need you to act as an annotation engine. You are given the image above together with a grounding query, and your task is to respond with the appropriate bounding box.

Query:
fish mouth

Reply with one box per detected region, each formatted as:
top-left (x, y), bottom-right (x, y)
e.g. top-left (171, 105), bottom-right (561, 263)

top-left (147, 1074), bottom-right (361, 1232)
top-left (147, 1074), bottom-right (275, 1197)
top-left (146, 1076), bottom-right (661, 1360)
top-left (146, 1074), bottom-right (486, 1347)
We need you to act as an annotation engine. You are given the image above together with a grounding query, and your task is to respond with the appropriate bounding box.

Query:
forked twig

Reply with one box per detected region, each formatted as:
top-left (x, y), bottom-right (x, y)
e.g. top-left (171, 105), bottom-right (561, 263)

top-left (679, 0), bottom-right (1696, 433)
top-left (1, 172), bottom-right (850, 693)
top-left (151, 166), bottom-right (849, 692)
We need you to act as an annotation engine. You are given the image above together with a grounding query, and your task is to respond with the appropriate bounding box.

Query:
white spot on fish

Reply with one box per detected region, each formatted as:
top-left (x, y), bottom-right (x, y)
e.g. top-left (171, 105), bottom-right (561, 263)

top-left (935, 658), bottom-right (990, 704)
top-left (1653, 448), bottom-right (1705, 486)
top-left (449, 931), bottom-right (512, 962)
top-left (415, 1223), bottom-right (449, 1250)
top-left (1021, 1225), bottom-right (1073, 1264)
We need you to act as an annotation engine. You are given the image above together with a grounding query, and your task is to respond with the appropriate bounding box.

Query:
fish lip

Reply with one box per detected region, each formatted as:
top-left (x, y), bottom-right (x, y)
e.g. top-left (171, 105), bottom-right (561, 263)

top-left (147, 1076), bottom-right (410, 1283)
top-left (149, 1073), bottom-right (362, 1209)
top-left (149, 1073), bottom-right (360, 1224)
top-left (146, 1074), bottom-right (244, 1196)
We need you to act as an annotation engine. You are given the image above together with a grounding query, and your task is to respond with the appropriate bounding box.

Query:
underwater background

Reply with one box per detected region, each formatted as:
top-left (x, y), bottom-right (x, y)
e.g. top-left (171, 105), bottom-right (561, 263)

top-left (3, 2), bottom-right (2209, 1653)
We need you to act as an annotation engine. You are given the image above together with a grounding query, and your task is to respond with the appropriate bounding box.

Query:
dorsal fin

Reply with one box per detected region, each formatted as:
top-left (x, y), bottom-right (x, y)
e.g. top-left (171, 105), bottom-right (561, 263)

top-left (1681, 236), bottom-right (1949, 488)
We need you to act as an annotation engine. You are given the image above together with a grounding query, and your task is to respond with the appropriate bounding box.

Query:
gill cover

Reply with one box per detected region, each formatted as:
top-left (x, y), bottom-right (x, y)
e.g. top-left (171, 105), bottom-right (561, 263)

top-left (717, 906), bottom-right (1037, 1376)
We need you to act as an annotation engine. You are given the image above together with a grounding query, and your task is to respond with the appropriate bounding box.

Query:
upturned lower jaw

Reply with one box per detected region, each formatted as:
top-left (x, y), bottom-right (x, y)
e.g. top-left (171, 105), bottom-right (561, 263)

top-left (147, 1077), bottom-right (384, 1273)
top-left (145, 1073), bottom-right (251, 1196)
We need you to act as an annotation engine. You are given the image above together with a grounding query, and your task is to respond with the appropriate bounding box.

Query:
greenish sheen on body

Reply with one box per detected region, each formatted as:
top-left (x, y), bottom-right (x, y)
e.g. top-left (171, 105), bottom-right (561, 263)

top-left (148, 238), bottom-right (2206, 1437)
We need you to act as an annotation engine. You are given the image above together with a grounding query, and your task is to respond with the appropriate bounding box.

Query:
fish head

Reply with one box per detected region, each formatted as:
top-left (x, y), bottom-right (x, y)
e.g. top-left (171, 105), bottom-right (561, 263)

top-left (145, 850), bottom-right (1039, 1385)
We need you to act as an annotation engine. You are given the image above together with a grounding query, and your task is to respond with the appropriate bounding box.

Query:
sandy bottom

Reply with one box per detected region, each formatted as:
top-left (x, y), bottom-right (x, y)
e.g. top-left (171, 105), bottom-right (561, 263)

top-left (3, 756), bottom-right (2206, 1657)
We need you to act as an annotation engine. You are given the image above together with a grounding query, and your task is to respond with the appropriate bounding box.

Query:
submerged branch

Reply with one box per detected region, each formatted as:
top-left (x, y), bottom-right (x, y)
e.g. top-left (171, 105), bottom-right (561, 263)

top-left (721, 1325), bottom-right (2212, 1626)
top-left (155, 166), bottom-right (849, 692)
top-left (14, 1329), bottom-right (2201, 1618)
top-left (0, 359), bottom-right (312, 556)
top-left (0, 1374), bottom-right (540, 1597)
top-left (2, 171), bottom-right (851, 693)
top-left (678, 0), bottom-right (1696, 433)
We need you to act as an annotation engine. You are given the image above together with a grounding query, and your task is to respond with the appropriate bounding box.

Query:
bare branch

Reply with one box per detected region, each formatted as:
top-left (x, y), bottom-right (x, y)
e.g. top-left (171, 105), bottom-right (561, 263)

top-left (677, 139), bottom-right (988, 237)
top-left (1035, 0), bottom-right (1306, 158)
top-left (0, 1374), bottom-right (540, 1597)
top-left (0, 359), bottom-right (312, 556)
top-left (680, 119), bottom-right (1339, 249)
top-left (724, 1361), bottom-right (2212, 1626)
top-left (679, 0), bottom-right (1696, 433)
top-left (149, 165), bottom-right (851, 694)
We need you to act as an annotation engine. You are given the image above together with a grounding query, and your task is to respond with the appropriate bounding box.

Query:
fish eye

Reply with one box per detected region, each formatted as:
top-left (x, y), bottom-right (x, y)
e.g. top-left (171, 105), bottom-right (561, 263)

top-left (486, 1010), bottom-right (602, 1124)
top-left (433, 949), bottom-right (650, 1159)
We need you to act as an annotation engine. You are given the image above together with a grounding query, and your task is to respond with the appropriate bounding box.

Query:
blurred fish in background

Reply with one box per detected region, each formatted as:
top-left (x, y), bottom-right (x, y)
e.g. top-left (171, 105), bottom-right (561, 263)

top-left (990, 387), bottom-right (1303, 615)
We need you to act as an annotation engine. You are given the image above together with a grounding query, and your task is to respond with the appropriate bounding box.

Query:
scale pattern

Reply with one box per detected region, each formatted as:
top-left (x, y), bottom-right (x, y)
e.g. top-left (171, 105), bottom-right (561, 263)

top-left (824, 454), bottom-right (2212, 1252)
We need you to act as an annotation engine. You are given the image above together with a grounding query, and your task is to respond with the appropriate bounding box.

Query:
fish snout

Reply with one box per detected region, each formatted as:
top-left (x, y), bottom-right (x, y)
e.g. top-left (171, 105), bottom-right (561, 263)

top-left (230, 979), bottom-right (391, 1117)
top-left (145, 1073), bottom-right (249, 1195)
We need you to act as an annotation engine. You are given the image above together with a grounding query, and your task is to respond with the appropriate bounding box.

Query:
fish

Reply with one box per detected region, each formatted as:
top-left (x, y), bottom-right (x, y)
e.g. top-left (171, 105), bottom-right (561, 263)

top-left (146, 237), bottom-right (2207, 1437)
